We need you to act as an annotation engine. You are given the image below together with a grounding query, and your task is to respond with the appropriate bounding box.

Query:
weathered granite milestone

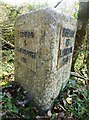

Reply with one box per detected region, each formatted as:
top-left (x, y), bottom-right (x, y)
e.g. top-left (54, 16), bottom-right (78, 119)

top-left (15, 7), bottom-right (77, 111)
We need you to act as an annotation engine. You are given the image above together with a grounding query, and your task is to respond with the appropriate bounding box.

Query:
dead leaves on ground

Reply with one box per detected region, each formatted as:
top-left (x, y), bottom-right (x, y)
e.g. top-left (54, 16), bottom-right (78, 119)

top-left (1, 76), bottom-right (89, 119)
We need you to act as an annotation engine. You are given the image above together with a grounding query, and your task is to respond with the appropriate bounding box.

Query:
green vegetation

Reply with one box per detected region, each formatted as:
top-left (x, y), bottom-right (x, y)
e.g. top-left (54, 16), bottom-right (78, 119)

top-left (0, 2), bottom-right (89, 120)
top-left (1, 51), bottom-right (89, 119)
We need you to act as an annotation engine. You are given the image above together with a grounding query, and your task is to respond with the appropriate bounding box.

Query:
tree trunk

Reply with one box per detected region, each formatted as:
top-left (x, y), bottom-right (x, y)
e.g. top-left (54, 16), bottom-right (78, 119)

top-left (72, 2), bottom-right (89, 72)
top-left (86, 20), bottom-right (89, 78)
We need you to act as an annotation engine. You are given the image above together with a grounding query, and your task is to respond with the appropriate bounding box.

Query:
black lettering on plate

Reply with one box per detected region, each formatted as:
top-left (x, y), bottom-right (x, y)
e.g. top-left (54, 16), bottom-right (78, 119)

top-left (21, 57), bottom-right (27, 63)
top-left (17, 47), bottom-right (36, 59)
top-left (60, 47), bottom-right (72, 57)
top-left (20, 31), bottom-right (34, 38)
top-left (59, 56), bottom-right (71, 68)
top-left (58, 56), bottom-right (68, 68)
top-left (62, 56), bottom-right (68, 65)
top-left (66, 39), bottom-right (71, 46)
top-left (62, 28), bottom-right (75, 37)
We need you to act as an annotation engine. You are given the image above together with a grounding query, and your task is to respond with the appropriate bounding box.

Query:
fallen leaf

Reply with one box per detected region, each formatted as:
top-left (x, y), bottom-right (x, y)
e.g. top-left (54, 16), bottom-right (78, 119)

top-left (6, 92), bottom-right (11, 98)
top-left (1, 81), bottom-right (8, 86)
top-left (17, 100), bottom-right (28, 106)
top-left (47, 110), bottom-right (52, 117)
top-left (78, 94), bottom-right (84, 100)
top-left (66, 97), bottom-right (72, 104)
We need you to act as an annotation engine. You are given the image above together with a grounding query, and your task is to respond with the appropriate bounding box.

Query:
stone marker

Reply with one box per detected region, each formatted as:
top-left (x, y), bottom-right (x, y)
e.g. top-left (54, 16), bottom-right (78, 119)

top-left (15, 7), bottom-right (77, 112)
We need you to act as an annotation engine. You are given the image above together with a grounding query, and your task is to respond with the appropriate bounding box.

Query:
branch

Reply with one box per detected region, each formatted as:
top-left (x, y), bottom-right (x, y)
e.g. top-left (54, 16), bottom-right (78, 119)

top-left (0, 37), bottom-right (14, 49)
top-left (70, 72), bottom-right (87, 80)
top-left (54, 0), bottom-right (63, 8)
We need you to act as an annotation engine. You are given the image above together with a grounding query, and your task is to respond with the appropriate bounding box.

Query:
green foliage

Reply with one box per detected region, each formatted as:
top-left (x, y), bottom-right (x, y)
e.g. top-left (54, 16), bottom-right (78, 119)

top-left (1, 50), bottom-right (89, 119)
top-left (1, 82), bottom-right (37, 119)
top-left (0, 2), bottom-right (47, 45)
top-left (1, 50), bottom-right (14, 79)
top-left (0, 3), bottom-right (21, 44)
top-left (74, 52), bottom-right (87, 77)
top-left (60, 77), bottom-right (89, 120)
top-left (73, 2), bottom-right (80, 19)
top-left (1, 1), bottom-right (89, 119)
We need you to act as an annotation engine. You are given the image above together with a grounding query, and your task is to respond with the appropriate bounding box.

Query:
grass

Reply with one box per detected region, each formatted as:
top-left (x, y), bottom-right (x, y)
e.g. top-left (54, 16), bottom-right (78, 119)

top-left (1, 50), bottom-right (89, 120)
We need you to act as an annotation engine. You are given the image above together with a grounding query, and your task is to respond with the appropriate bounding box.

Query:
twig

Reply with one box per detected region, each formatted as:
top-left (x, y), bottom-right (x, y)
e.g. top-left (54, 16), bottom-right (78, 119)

top-left (58, 103), bottom-right (66, 112)
top-left (70, 72), bottom-right (88, 80)
top-left (36, 115), bottom-right (49, 119)
top-left (0, 37), bottom-right (14, 48)
top-left (0, 101), bottom-right (5, 106)
top-left (54, 0), bottom-right (63, 8)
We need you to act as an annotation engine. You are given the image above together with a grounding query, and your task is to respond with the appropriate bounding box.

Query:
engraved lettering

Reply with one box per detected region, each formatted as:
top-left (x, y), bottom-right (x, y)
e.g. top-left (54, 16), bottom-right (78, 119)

top-left (19, 31), bottom-right (34, 38)
top-left (59, 56), bottom-right (71, 68)
top-left (21, 57), bottom-right (27, 63)
top-left (66, 39), bottom-right (71, 46)
top-left (60, 47), bottom-right (72, 57)
top-left (62, 28), bottom-right (75, 37)
top-left (62, 56), bottom-right (68, 65)
top-left (24, 40), bottom-right (27, 46)
top-left (17, 47), bottom-right (36, 59)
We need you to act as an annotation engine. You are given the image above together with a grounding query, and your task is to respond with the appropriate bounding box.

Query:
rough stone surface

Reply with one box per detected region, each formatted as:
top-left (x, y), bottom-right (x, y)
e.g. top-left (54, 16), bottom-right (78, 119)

top-left (15, 7), bottom-right (77, 111)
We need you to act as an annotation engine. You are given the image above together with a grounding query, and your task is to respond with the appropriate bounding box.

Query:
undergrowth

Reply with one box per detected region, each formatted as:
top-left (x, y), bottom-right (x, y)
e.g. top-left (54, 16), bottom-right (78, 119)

top-left (1, 50), bottom-right (89, 120)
